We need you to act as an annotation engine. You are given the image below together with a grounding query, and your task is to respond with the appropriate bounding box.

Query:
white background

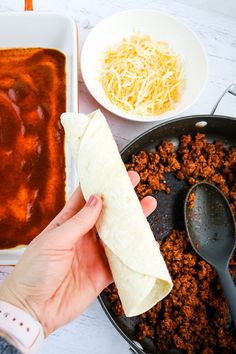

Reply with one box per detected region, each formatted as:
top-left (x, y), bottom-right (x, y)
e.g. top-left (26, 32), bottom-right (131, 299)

top-left (0, 0), bottom-right (236, 353)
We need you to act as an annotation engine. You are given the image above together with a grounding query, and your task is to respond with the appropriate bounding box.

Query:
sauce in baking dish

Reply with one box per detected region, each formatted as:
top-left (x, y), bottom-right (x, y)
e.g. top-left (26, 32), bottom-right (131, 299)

top-left (0, 48), bottom-right (66, 249)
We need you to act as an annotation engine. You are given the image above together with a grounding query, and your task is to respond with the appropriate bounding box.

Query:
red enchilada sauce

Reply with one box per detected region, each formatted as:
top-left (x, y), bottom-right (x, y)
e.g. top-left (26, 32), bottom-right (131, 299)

top-left (0, 48), bottom-right (66, 249)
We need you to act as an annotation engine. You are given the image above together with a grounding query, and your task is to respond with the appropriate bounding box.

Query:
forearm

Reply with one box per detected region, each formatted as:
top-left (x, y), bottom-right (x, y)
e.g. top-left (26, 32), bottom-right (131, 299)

top-left (0, 331), bottom-right (21, 353)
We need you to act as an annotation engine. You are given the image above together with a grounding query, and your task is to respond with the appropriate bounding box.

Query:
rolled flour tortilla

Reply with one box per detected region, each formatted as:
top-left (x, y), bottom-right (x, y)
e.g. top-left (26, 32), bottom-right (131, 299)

top-left (61, 110), bottom-right (173, 317)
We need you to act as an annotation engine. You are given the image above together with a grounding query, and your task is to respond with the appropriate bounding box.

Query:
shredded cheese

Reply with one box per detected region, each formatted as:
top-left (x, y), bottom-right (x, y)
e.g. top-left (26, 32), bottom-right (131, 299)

top-left (100, 34), bottom-right (184, 116)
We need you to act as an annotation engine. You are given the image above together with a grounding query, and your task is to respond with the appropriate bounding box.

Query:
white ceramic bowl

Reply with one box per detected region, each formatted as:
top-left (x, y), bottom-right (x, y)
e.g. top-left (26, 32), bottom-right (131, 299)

top-left (81, 9), bottom-right (207, 123)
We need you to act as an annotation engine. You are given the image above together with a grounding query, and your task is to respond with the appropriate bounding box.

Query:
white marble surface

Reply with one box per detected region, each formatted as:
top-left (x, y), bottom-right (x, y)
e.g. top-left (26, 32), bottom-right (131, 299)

top-left (0, 0), bottom-right (236, 353)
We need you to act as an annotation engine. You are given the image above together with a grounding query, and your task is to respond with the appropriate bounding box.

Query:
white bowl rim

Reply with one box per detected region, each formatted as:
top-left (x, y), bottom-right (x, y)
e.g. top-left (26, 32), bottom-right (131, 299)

top-left (81, 8), bottom-right (208, 123)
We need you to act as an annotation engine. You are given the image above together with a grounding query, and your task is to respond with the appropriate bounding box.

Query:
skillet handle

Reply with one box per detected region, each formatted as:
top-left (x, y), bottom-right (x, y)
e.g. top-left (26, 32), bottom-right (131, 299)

top-left (129, 348), bottom-right (146, 354)
top-left (24, 0), bottom-right (33, 11)
top-left (129, 341), bottom-right (148, 354)
top-left (211, 84), bottom-right (236, 115)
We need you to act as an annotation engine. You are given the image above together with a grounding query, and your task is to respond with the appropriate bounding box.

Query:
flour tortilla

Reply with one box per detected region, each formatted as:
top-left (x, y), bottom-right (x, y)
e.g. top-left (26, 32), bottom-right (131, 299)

top-left (61, 110), bottom-right (173, 316)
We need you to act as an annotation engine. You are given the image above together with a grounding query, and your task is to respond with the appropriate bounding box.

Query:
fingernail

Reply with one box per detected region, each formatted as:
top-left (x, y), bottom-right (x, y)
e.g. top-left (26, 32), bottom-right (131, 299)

top-left (87, 195), bottom-right (98, 207)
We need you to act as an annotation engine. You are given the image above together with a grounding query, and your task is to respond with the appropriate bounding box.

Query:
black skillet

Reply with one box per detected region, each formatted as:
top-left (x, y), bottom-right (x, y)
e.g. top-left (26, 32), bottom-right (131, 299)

top-left (99, 84), bottom-right (236, 354)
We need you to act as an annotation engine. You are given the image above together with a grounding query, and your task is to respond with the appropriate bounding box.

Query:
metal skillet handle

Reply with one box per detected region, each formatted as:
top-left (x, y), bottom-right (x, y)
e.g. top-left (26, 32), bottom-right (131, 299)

top-left (129, 341), bottom-right (147, 354)
top-left (130, 348), bottom-right (140, 354)
top-left (211, 84), bottom-right (236, 115)
top-left (25, 0), bottom-right (33, 11)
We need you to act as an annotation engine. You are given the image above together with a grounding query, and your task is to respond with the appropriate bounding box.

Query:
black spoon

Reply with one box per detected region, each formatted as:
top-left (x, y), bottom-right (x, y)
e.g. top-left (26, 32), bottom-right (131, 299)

top-left (184, 181), bottom-right (236, 328)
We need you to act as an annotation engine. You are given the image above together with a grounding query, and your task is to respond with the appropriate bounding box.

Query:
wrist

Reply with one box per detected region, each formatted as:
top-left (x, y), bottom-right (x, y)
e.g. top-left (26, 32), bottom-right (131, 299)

top-left (0, 284), bottom-right (43, 334)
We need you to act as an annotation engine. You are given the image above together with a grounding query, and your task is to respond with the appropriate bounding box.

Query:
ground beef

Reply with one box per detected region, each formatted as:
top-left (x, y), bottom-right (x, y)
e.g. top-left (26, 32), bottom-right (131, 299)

top-left (105, 133), bottom-right (236, 353)
top-left (188, 192), bottom-right (195, 209)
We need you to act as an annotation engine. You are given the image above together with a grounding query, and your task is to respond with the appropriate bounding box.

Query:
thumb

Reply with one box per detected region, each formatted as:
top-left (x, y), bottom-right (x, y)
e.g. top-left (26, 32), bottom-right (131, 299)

top-left (49, 195), bottom-right (102, 247)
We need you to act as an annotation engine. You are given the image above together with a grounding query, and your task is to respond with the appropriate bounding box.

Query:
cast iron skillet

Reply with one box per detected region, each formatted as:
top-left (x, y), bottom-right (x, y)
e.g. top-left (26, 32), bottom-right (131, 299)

top-left (99, 85), bottom-right (236, 354)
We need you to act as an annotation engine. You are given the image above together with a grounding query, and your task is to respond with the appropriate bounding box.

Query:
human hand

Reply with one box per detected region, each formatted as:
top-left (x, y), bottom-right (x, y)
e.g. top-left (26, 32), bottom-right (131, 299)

top-left (0, 171), bottom-right (157, 337)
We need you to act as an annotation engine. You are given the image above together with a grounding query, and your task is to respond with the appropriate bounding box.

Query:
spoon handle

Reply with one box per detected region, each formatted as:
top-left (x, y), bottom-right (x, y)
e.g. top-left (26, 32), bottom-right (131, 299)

top-left (217, 268), bottom-right (236, 328)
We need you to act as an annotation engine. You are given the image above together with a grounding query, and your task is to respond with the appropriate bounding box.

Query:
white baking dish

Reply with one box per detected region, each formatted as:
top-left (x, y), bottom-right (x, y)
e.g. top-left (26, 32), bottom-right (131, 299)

top-left (0, 11), bottom-right (78, 265)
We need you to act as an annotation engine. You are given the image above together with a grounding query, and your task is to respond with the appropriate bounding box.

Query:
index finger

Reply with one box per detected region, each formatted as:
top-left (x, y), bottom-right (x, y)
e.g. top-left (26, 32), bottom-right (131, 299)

top-left (128, 170), bottom-right (140, 187)
top-left (42, 171), bottom-right (142, 234)
top-left (42, 185), bottom-right (85, 233)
